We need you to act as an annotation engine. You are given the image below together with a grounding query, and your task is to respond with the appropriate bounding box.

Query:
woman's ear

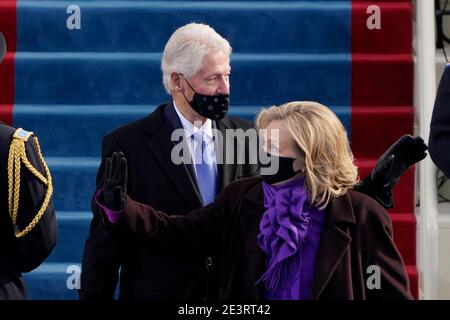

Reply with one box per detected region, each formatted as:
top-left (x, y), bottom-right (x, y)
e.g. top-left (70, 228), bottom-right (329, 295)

top-left (293, 158), bottom-right (305, 172)
top-left (292, 159), bottom-right (302, 172)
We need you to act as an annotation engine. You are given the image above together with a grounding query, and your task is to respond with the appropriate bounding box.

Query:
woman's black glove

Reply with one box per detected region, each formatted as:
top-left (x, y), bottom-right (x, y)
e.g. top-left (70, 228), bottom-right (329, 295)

top-left (371, 135), bottom-right (427, 189)
top-left (355, 135), bottom-right (428, 208)
top-left (103, 151), bottom-right (128, 211)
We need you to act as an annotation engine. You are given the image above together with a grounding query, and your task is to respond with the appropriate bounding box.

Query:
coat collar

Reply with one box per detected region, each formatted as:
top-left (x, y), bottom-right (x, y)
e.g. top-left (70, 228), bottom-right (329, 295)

top-left (310, 191), bottom-right (355, 299)
top-left (142, 102), bottom-right (238, 208)
top-left (242, 179), bottom-right (356, 225)
top-left (143, 102), bottom-right (203, 208)
top-left (240, 179), bottom-right (357, 299)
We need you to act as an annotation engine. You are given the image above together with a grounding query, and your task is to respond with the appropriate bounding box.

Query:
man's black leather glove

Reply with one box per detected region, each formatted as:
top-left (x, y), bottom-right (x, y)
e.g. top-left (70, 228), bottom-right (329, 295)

top-left (356, 135), bottom-right (428, 208)
top-left (103, 151), bottom-right (128, 211)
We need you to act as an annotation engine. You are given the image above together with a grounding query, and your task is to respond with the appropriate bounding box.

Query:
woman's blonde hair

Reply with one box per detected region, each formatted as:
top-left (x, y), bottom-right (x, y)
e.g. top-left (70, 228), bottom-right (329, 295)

top-left (256, 101), bottom-right (359, 209)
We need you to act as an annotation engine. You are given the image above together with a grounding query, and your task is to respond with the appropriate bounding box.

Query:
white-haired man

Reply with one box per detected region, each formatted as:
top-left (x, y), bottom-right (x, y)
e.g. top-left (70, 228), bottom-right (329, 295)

top-left (80, 23), bottom-right (258, 300)
top-left (0, 32), bottom-right (57, 300)
top-left (79, 23), bottom-right (427, 300)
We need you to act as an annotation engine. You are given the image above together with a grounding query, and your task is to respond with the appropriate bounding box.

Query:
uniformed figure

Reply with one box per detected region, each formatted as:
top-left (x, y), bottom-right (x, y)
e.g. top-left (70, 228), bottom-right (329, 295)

top-left (430, 64), bottom-right (450, 177)
top-left (0, 32), bottom-right (57, 299)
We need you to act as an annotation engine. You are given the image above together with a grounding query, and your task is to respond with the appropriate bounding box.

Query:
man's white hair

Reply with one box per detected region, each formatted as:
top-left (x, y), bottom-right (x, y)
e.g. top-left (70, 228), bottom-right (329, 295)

top-left (161, 23), bottom-right (232, 94)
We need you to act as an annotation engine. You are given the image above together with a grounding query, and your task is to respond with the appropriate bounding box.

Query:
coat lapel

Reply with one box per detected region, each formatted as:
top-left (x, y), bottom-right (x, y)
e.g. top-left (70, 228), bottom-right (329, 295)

top-left (240, 181), bottom-right (266, 299)
top-left (215, 118), bottom-right (237, 189)
top-left (144, 103), bottom-right (203, 209)
top-left (310, 193), bottom-right (356, 299)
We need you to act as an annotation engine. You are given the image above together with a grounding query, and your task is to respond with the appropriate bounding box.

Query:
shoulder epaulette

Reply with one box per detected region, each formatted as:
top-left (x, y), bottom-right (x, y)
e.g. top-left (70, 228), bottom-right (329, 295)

top-left (12, 128), bottom-right (33, 142)
top-left (8, 129), bottom-right (52, 238)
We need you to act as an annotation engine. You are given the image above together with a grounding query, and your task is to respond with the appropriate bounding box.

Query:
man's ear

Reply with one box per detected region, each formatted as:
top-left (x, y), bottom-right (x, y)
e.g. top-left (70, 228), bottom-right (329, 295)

top-left (171, 73), bottom-right (183, 92)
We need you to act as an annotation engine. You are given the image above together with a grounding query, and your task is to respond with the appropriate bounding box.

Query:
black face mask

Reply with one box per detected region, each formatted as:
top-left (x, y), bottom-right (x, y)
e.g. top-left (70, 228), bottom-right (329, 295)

top-left (182, 78), bottom-right (229, 120)
top-left (259, 153), bottom-right (301, 184)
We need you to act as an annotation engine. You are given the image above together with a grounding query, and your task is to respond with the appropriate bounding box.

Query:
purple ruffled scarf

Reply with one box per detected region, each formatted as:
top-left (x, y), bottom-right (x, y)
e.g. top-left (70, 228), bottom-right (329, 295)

top-left (256, 176), bottom-right (313, 293)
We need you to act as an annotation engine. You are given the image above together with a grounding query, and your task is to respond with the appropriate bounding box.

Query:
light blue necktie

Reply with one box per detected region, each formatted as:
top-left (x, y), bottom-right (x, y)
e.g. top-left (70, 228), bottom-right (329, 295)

top-left (191, 131), bottom-right (218, 205)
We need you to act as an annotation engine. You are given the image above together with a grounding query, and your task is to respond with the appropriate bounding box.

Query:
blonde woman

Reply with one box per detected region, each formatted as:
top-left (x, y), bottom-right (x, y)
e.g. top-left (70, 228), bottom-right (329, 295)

top-left (98, 101), bottom-right (413, 300)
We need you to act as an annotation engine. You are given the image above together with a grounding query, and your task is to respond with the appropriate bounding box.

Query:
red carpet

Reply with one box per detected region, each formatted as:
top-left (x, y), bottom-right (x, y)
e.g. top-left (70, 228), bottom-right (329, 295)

top-left (0, 1), bottom-right (16, 125)
top-left (351, 0), bottom-right (417, 298)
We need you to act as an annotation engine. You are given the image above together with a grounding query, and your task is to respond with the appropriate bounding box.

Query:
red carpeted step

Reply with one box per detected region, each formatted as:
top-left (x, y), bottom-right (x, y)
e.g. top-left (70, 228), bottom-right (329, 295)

top-left (0, 54), bottom-right (14, 124)
top-left (351, 56), bottom-right (414, 178)
top-left (351, 2), bottom-right (414, 113)
top-left (352, 2), bottom-right (412, 54)
top-left (0, 1), bottom-right (16, 125)
top-left (351, 54), bottom-right (413, 107)
top-left (351, 106), bottom-right (414, 159)
top-left (390, 213), bottom-right (416, 266)
top-left (351, 0), bottom-right (416, 298)
top-left (406, 265), bottom-right (418, 299)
